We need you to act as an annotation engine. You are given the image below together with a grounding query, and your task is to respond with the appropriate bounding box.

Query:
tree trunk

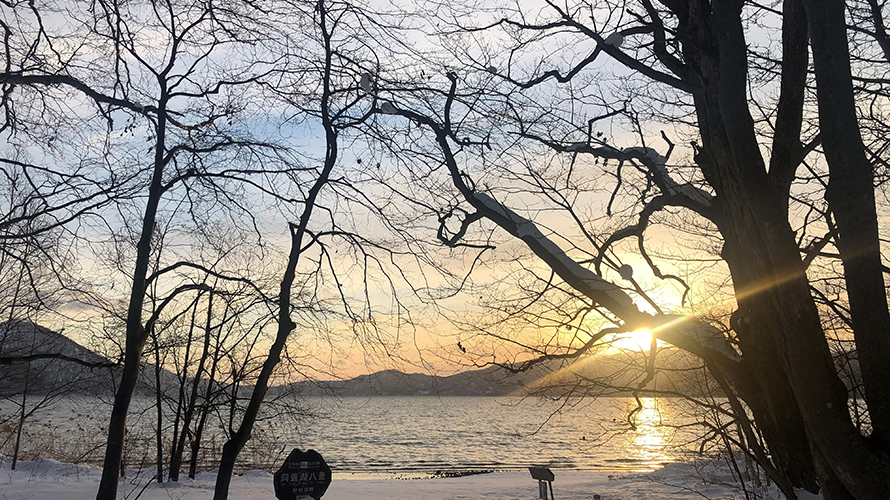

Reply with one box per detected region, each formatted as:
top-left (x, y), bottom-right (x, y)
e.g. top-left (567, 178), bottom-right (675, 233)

top-left (802, 0), bottom-right (890, 446)
top-left (666, 0), bottom-right (890, 494)
top-left (152, 325), bottom-right (163, 483)
top-left (11, 359), bottom-right (31, 471)
top-left (212, 234), bottom-right (301, 499)
top-left (190, 314), bottom-right (223, 479)
top-left (168, 303), bottom-right (196, 482)
top-left (171, 292), bottom-right (212, 482)
top-left (212, 5), bottom-right (340, 495)
top-left (189, 401), bottom-right (210, 479)
top-left (719, 200), bottom-right (890, 499)
top-left (96, 90), bottom-right (170, 500)
top-left (724, 303), bottom-right (819, 492)
top-left (96, 346), bottom-right (144, 499)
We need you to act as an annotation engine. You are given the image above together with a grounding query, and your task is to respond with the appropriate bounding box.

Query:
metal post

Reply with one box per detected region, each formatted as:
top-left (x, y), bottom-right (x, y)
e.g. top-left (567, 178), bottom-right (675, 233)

top-left (538, 480), bottom-right (549, 499)
top-left (529, 467), bottom-right (555, 500)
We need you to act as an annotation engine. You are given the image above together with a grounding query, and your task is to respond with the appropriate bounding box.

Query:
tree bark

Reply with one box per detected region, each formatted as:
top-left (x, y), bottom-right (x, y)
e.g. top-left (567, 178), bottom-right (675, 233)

top-left (802, 0), bottom-right (890, 447)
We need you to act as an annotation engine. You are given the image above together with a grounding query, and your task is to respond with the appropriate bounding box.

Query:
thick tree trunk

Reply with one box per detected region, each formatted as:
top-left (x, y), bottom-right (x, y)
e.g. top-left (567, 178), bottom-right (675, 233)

top-left (666, 0), bottom-right (890, 495)
top-left (214, 439), bottom-right (244, 499)
top-left (96, 347), bottom-right (143, 499)
top-left (802, 0), bottom-right (890, 446)
top-left (719, 201), bottom-right (890, 499)
top-left (672, 0), bottom-right (825, 491)
top-left (725, 301), bottom-right (818, 493)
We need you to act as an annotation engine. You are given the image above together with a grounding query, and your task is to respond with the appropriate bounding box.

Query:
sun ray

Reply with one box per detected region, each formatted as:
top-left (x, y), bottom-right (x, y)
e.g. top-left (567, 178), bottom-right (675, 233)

top-left (608, 329), bottom-right (659, 352)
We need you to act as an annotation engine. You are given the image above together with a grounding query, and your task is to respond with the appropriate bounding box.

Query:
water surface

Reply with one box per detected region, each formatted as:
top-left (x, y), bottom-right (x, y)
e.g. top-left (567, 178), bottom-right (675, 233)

top-left (1, 395), bottom-right (700, 476)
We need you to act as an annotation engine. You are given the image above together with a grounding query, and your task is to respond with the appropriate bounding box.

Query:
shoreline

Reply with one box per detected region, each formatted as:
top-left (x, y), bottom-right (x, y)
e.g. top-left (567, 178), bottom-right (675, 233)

top-left (0, 457), bottom-right (798, 499)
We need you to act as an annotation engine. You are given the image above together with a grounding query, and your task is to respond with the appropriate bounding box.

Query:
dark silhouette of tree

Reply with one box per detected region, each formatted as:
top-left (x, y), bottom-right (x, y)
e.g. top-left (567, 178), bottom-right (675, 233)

top-left (3, 0), bottom-right (426, 497)
top-left (1, 0), bottom-right (318, 496)
top-left (356, 0), bottom-right (890, 497)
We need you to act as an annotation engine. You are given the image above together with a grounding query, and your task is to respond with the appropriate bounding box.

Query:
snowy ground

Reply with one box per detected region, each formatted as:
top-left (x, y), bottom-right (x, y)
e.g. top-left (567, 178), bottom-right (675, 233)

top-left (0, 458), bottom-right (819, 500)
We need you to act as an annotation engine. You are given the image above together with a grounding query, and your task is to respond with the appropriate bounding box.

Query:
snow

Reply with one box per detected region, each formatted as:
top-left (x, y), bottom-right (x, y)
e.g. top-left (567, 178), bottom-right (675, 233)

top-left (473, 193), bottom-right (636, 311)
top-left (620, 147), bottom-right (713, 207)
top-left (468, 193), bottom-right (740, 364)
top-left (0, 457), bottom-right (820, 499)
top-left (360, 73), bottom-right (373, 93)
top-left (469, 193), bottom-right (740, 363)
top-left (618, 264), bottom-right (633, 281)
top-left (658, 315), bottom-right (742, 361)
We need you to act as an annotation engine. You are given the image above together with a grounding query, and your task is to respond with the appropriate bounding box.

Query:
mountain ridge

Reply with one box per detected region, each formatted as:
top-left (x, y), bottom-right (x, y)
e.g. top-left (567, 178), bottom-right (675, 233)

top-left (0, 321), bottom-right (722, 398)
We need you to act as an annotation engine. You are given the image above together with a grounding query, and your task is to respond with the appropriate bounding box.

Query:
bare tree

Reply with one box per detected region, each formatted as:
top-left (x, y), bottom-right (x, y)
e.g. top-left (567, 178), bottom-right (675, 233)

top-left (342, 0), bottom-right (890, 497)
top-left (5, 0), bottom-right (429, 497)
top-left (1, 0), bottom-right (320, 496)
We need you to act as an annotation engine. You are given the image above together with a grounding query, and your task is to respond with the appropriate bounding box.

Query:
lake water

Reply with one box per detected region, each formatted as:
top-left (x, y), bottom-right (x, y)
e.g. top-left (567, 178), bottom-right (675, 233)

top-left (0, 396), bottom-right (703, 477)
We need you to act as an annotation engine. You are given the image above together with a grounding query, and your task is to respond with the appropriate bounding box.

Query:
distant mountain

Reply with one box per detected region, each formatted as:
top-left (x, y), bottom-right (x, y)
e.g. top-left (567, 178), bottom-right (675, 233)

top-left (0, 320), bottom-right (727, 400)
top-left (0, 320), bottom-right (179, 397)
top-left (287, 350), bottom-right (721, 398)
top-left (287, 367), bottom-right (533, 397)
top-left (0, 320), bottom-right (113, 395)
top-left (0, 320), bottom-right (109, 365)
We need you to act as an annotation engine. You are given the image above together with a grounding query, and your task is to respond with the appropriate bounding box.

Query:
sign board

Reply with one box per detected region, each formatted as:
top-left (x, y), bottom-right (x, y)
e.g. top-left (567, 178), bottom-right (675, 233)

top-left (528, 467), bottom-right (554, 482)
top-left (274, 449), bottom-right (332, 500)
top-left (529, 467), bottom-right (555, 500)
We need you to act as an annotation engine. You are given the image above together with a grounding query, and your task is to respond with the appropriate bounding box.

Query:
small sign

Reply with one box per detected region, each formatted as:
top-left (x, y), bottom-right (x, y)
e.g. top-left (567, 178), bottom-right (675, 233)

top-left (274, 449), bottom-right (332, 500)
top-left (529, 467), bottom-right (555, 500)
top-left (528, 467), bottom-right (554, 482)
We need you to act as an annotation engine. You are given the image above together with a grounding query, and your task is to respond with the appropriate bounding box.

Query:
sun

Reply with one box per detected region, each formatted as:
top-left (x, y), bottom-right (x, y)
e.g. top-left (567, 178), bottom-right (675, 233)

top-left (608, 329), bottom-right (658, 352)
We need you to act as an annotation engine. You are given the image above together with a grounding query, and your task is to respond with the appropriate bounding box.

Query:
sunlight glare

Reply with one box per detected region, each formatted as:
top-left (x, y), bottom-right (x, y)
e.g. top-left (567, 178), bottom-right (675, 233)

top-left (608, 329), bottom-right (659, 352)
top-left (626, 397), bottom-right (675, 470)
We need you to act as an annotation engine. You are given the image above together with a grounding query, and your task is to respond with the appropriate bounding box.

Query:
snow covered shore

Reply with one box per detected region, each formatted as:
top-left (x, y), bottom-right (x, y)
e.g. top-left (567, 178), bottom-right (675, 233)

top-left (0, 458), bottom-right (820, 499)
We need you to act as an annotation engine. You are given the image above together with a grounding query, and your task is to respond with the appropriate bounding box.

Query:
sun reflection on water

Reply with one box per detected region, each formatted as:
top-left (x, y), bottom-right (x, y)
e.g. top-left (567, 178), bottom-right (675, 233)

top-left (624, 397), bottom-right (676, 469)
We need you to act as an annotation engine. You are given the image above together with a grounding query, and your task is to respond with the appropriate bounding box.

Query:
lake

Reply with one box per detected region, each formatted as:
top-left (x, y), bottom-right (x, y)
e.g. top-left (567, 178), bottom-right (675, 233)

top-left (0, 396), bottom-right (704, 477)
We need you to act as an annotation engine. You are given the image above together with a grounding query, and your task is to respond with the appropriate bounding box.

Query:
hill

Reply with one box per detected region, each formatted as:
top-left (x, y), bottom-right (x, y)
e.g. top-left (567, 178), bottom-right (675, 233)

top-left (287, 367), bottom-right (532, 397)
top-left (0, 321), bottom-right (724, 399)
top-left (0, 320), bottom-right (180, 397)
top-left (0, 320), bottom-right (113, 396)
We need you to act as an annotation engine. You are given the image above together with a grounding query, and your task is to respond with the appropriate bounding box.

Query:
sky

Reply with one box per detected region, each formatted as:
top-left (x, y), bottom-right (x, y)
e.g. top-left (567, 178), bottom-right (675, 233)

top-left (0, 0), bottom-right (802, 384)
